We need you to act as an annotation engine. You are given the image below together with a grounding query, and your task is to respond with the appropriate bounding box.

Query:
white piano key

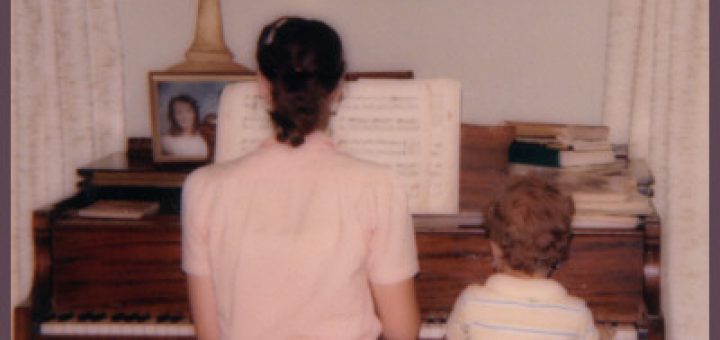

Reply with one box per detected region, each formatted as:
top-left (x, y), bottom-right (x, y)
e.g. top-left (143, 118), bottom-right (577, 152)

top-left (129, 324), bottom-right (142, 336)
top-left (39, 321), bottom-right (61, 335)
top-left (94, 324), bottom-right (109, 336)
top-left (613, 325), bottom-right (638, 340)
top-left (419, 322), bottom-right (446, 339)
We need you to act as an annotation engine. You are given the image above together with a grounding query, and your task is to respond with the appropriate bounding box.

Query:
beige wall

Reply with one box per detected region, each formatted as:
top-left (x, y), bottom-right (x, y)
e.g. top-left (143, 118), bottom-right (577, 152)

top-left (118, 0), bottom-right (608, 137)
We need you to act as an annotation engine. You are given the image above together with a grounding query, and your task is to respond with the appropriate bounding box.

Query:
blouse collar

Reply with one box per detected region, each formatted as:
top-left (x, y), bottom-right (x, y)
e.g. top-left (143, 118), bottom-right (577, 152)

top-left (260, 129), bottom-right (335, 151)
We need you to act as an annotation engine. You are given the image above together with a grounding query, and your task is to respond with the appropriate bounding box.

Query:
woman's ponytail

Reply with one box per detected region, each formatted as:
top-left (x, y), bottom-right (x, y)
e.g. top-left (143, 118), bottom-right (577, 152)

top-left (256, 17), bottom-right (345, 147)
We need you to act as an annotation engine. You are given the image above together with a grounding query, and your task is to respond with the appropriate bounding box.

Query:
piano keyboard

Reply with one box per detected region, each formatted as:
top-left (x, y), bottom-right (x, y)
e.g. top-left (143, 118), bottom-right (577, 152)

top-left (40, 321), bottom-right (195, 337)
top-left (39, 312), bottom-right (194, 337)
top-left (38, 314), bottom-right (445, 338)
top-left (37, 314), bottom-right (636, 340)
top-left (40, 321), bottom-right (443, 338)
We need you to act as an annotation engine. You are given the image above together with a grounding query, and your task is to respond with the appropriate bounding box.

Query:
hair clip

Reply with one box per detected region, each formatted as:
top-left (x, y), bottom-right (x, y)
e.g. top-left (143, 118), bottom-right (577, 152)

top-left (264, 18), bottom-right (289, 45)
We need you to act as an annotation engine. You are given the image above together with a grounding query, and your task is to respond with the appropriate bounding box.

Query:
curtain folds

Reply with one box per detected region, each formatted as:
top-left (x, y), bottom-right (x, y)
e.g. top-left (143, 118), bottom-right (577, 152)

top-left (11, 0), bottom-right (126, 309)
top-left (602, 0), bottom-right (708, 338)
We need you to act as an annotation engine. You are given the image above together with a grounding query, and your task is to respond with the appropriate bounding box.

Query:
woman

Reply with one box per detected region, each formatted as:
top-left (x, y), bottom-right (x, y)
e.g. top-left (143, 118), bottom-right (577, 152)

top-left (161, 94), bottom-right (208, 158)
top-left (182, 17), bottom-right (421, 340)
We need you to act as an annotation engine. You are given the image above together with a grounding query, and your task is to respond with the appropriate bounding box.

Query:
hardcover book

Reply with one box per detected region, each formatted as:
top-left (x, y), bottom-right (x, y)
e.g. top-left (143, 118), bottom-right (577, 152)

top-left (508, 141), bottom-right (616, 168)
top-left (78, 200), bottom-right (160, 219)
top-left (505, 121), bottom-right (609, 142)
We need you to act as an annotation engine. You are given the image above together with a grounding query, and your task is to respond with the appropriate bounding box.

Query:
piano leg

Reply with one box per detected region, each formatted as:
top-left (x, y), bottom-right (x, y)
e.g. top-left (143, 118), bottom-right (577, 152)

top-left (13, 304), bottom-right (32, 340)
top-left (647, 316), bottom-right (665, 340)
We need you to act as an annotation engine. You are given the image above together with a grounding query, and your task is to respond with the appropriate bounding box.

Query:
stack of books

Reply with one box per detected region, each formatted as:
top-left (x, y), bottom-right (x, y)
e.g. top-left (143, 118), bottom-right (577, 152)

top-left (506, 121), bottom-right (616, 168)
top-left (505, 122), bottom-right (654, 229)
top-left (510, 160), bottom-right (654, 229)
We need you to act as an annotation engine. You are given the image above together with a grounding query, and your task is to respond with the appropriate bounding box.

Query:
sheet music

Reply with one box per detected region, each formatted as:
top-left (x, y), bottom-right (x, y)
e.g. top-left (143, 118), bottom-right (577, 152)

top-left (214, 82), bottom-right (271, 159)
top-left (425, 79), bottom-right (461, 214)
top-left (215, 79), bottom-right (460, 214)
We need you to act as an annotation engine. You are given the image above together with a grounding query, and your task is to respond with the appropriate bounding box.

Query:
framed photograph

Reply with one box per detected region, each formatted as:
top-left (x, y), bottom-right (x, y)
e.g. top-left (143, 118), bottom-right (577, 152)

top-left (148, 71), bottom-right (255, 163)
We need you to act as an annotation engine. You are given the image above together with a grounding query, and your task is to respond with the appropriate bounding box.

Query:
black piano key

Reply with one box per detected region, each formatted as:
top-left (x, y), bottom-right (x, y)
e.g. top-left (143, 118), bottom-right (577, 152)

top-left (90, 312), bottom-right (107, 322)
top-left (124, 313), bottom-right (138, 322)
top-left (137, 313), bottom-right (151, 322)
top-left (168, 314), bottom-right (183, 323)
top-left (78, 312), bottom-right (93, 321)
top-left (57, 312), bottom-right (74, 322)
top-left (423, 311), bottom-right (449, 324)
top-left (41, 313), bottom-right (56, 322)
top-left (111, 312), bottom-right (126, 322)
top-left (156, 313), bottom-right (171, 323)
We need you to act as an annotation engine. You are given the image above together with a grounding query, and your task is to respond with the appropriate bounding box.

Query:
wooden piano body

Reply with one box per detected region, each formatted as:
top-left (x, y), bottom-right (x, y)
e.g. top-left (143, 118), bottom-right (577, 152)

top-left (14, 128), bottom-right (664, 339)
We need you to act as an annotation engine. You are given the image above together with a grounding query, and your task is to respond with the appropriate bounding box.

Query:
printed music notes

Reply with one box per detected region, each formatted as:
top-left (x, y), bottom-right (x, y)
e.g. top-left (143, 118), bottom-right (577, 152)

top-left (215, 78), bottom-right (461, 214)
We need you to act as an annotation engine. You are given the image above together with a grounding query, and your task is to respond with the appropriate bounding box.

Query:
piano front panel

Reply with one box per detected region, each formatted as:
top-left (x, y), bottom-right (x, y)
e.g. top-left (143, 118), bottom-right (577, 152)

top-left (20, 209), bottom-right (660, 339)
top-left (556, 233), bottom-right (645, 324)
top-left (51, 218), bottom-right (188, 316)
top-left (415, 230), bottom-right (491, 316)
top-left (415, 228), bottom-right (646, 325)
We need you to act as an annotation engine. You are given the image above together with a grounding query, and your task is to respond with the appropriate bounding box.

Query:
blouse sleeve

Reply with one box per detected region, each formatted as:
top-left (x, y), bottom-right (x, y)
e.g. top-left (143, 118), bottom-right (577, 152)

top-left (181, 169), bottom-right (211, 276)
top-left (365, 171), bottom-right (420, 284)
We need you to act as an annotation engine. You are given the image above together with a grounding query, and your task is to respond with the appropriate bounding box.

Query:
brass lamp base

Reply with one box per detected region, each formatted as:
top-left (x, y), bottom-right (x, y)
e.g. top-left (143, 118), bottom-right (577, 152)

top-left (167, 0), bottom-right (251, 73)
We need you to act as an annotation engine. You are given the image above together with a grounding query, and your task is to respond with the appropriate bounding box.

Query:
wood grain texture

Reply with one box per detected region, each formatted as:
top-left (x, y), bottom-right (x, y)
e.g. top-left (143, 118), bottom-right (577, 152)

top-left (25, 206), bottom-right (663, 339)
top-left (415, 230), bottom-right (645, 324)
top-left (458, 125), bottom-right (515, 212)
top-left (13, 304), bottom-right (32, 340)
top-left (30, 210), bottom-right (52, 321)
top-left (51, 219), bottom-right (188, 316)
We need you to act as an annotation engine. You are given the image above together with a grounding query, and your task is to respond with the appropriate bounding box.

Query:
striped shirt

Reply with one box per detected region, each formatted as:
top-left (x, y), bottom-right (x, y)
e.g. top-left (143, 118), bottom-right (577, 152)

top-left (446, 274), bottom-right (598, 340)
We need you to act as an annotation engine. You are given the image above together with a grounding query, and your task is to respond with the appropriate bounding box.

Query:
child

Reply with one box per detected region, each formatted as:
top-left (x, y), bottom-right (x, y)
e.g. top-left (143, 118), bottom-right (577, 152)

top-left (445, 175), bottom-right (599, 340)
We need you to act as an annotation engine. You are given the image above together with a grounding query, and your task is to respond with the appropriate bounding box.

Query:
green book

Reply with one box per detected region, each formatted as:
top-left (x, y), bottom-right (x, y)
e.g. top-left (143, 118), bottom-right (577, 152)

top-left (508, 141), bottom-right (561, 167)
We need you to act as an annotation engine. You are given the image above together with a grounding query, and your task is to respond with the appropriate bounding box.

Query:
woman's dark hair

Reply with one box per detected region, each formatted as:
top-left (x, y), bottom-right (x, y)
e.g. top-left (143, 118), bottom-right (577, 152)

top-left (256, 16), bottom-right (346, 147)
top-left (167, 94), bottom-right (200, 135)
top-left (484, 174), bottom-right (575, 275)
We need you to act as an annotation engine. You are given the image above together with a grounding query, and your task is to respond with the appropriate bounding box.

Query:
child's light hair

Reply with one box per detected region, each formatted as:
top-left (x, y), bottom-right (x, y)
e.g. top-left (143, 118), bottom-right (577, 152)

top-left (484, 174), bottom-right (575, 274)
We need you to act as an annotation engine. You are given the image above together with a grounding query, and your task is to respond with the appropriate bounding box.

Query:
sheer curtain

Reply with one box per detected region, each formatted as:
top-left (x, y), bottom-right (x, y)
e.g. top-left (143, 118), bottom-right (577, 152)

top-left (602, 0), bottom-right (708, 338)
top-left (11, 0), bottom-right (126, 312)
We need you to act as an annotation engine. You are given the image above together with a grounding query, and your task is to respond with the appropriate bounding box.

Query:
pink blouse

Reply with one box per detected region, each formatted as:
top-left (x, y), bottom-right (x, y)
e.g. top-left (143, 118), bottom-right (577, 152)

top-left (182, 131), bottom-right (419, 340)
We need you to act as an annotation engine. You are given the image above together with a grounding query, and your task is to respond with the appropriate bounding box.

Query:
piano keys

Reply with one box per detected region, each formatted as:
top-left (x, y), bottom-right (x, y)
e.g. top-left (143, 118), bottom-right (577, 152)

top-left (39, 312), bottom-right (194, 338)
top-left (25, 312), bottom-right (639, 339)
top-left (27, 311), bottom-right (640, 339)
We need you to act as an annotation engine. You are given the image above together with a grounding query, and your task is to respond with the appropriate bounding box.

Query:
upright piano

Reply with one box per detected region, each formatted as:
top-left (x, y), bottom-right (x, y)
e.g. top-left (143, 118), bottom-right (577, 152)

top-left (14, 127), bottom-right (664, 339)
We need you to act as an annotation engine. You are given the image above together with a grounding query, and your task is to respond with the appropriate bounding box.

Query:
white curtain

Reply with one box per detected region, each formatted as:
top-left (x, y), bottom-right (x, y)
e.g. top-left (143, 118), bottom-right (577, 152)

top-left (11, 0), bottom-right (126, 311)
top-left (602, 0), bottom-right (708, 338)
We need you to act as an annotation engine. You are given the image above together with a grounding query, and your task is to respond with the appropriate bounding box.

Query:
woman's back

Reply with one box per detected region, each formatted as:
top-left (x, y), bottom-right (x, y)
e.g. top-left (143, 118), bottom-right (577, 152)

top-left (183, 131), bottom-right (418, 339)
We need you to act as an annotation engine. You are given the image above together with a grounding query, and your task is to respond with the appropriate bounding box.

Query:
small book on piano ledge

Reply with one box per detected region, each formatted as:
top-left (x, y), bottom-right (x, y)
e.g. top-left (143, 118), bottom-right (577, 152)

top-left (77, 200), bottom-right (160, 220)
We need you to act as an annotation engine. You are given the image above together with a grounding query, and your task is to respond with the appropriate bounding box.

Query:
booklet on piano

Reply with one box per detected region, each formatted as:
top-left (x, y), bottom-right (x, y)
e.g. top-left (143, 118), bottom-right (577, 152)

top-left (78, 200), bottom-right (160, 219)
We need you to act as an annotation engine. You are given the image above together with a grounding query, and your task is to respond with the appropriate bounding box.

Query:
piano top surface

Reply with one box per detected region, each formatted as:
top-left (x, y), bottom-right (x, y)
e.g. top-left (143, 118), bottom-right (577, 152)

top-left (50, 209), bottom-right (650, 237)
top-left (77, 153), bottom-right (200, 175)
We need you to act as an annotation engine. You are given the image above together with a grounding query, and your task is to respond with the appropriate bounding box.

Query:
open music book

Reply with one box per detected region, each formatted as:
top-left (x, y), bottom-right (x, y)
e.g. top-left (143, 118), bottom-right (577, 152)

top-left (215, 78), bottom-right (461, 214)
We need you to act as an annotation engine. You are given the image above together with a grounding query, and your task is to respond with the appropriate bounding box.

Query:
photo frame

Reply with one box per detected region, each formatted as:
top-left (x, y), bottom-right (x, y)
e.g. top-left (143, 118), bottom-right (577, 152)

top-left (148, 71), bottom-right (256, 163)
